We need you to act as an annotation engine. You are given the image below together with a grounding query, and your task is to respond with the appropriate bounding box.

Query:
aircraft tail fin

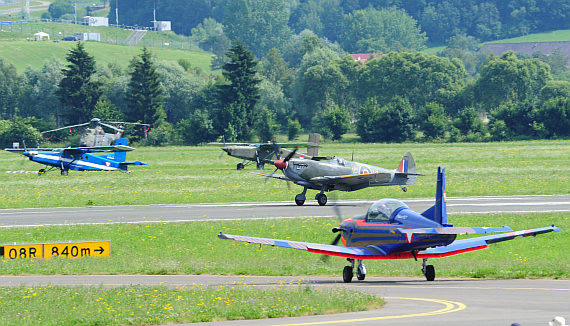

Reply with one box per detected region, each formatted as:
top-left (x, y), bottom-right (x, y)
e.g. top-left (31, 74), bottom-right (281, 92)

top-left (396, 152), bottom-right (416, 174)
top-left (307, 133), bottom-right (320, 157)
top-left (114, 138), bottom-right (128, 162)
top-left (421, 166), bottom-right (448, 225)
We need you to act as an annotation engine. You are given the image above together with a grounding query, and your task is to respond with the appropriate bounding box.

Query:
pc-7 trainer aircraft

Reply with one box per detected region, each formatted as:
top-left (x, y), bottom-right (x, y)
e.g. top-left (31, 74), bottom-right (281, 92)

top-left (5, 138), bottom-right (146, 175)
top-left (220, 167), bottom-right (560, 282)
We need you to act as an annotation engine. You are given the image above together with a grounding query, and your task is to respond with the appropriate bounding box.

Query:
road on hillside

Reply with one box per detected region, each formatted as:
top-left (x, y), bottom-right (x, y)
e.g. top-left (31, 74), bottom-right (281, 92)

top-left (1, 195), bottom-right (569, 227)
top-left (1, 275), bottom-right (568, 326)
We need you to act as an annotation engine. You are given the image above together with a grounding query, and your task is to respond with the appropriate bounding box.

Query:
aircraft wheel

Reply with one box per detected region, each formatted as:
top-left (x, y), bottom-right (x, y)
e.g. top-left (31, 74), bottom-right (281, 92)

top-left (316, 193), bottom-right (327, 206)
top-left (236, 163), bottom-right (244, 170)
top-left (256, 163), bottom-right (264, 170)
top-left (61, 170), bottom-right (69, 176)
top-left (425, 265), bottom-right (435, 281)
top-left (402, 187), bottom-right (408, 192)
top-left (295, 199), bottom-right (305, 206)
top-left (343, 266), bottom-right (353, 283)
top-left (38, 169), bottom-right (45, 175)
top-left (356, 266), bottom-right (366, 281)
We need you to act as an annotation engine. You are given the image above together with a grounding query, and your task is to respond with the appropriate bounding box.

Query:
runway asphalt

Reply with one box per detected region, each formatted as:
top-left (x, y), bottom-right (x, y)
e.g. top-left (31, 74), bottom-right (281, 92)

top-left (1, 194), bottom-right (569, 227)
top-left (1, 275), bottom-right (568, 326)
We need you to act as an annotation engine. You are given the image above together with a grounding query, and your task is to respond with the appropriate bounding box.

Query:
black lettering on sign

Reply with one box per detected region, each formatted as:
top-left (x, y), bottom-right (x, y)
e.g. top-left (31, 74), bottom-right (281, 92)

top-left (52, 247), bottom-right (59, 256)
top-left (29, 247), bottom-right (36, 258)
top-left (19, 248), bottom-right (26, 258)
top-left (81, 248), bottom-right (90, 257)
top-left (71, 246), bottom-right (78, 257)
top-left (61, 246), bottom-right (69, 256)
top-left (0, 246), bottom-right (4, 257)
top-left (9, 248), bottom-right (17, 259)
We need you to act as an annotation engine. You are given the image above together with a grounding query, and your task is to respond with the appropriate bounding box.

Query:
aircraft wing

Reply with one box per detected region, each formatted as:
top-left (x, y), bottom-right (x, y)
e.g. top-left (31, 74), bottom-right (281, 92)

top-left (418, 225), bottom-right (561, 258)
top-left (208, 142), bottom-right (254, 146)
top-left (309, 172), bottom-right (392, 185)
top-left (250, 172), bottom-right (294, 182)
top-left (219, 225), bottom-right (560, 260)
top-left (4, 148), bottom-right (54, 152)
top-left (64, 145), bottom-right (135, 153)
top-left (399, 226), bottom-right (513, 236)
top-left (268, 142), bottom-right (320, 148)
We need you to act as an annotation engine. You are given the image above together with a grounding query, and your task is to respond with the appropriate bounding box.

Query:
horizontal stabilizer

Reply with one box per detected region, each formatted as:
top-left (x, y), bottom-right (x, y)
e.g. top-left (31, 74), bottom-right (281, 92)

top-left (119, 161), bottom-right (147, 166)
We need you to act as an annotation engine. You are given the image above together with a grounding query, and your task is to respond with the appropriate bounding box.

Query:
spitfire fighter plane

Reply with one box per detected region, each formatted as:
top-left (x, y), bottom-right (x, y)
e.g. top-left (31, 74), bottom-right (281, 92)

top-left (220, 167), bottom-right (561, 282)
top-left (5, 138), bottom-right (146, 175)
top-left (255, 147), bottom-right (421, 206)
top-left (209, 134), bottom-right (321, 170)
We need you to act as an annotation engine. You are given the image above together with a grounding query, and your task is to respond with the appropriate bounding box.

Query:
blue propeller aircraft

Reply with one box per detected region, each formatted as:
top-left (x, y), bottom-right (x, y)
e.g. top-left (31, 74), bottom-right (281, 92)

top-left (219, 167), bottom-right (561, 282)
top-left (5, 138), bottom-right (146, 175)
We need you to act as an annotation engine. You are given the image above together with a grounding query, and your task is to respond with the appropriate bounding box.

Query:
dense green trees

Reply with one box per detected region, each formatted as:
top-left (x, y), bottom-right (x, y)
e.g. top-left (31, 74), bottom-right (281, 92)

top-left (126, 47), bottom-right (166, 127)
top-left (342, 6), bottom-right (426, 53)
top-left (48, 0), bottom-right (74, 19)
top-left (223, 0), bottom-right (292, 57)
top-left (0, 58), bottom-right (21, 120)
top-left (56, 42), bottom-right (102, 125)
top-left (474, 51), bottom-right (551, 112)
top-left (215, 41), bottom-right (261, 141)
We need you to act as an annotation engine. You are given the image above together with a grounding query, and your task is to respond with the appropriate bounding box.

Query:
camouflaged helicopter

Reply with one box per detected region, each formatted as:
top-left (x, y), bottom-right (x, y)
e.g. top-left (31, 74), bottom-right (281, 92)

top-left (41, 118), bottom-right (150, 147)
top-left (209, 133), bottom-right (322, 170)
top-left (254, 143), bottom-right (421, 206)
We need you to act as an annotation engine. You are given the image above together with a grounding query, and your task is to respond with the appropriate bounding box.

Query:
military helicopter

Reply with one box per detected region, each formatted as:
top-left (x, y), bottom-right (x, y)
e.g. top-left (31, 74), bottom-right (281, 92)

top-left (220, 167), bottom-right (560, 282)
top-left (41, 118), bottom-right (150, 147)
top-left (209, 133), bottom-right (322, 170)
top-left (254, 143), bottom-right (421, 206)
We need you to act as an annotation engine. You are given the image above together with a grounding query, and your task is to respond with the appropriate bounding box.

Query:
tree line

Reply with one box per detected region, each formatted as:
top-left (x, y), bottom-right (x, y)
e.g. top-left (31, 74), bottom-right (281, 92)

top-left (108, 0), bottom-right (570, 54)
top-left (1, 38), bottom-right (570, 148)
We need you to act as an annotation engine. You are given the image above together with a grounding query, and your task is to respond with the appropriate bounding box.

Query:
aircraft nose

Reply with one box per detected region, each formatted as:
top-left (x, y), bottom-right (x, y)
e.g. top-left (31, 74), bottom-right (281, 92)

top-left (221, 147), bottom-right (230, 153)
top-left (274, 158), bottom-right (287, 170)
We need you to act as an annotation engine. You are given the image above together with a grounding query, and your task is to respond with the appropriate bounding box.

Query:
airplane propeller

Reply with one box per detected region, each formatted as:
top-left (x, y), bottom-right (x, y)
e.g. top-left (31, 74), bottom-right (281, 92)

top-left (266, 147), bottom-right (297, 184)
top-left (322, 194), bottom-right (344, 262)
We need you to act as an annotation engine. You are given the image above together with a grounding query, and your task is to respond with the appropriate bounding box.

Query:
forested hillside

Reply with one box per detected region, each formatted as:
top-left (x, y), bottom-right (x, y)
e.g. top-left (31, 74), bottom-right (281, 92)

top-left (110, 0), bottom-right (570, 54)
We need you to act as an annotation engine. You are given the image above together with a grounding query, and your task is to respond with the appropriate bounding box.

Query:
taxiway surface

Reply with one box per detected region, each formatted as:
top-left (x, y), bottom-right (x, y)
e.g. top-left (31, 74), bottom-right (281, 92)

top-left (1, 275), bottom-right (568, 326)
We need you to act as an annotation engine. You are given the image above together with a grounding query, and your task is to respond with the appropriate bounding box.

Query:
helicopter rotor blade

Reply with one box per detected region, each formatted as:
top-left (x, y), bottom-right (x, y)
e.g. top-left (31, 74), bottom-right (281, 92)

top-left (98, 122), bottom-right (124, 133)
top-left (41, 122), bottom-right (90, 134)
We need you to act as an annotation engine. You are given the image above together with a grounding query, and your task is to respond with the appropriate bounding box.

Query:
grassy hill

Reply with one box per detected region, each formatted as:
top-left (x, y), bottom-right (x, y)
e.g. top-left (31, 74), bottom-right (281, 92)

top-left (0, 21), bottom-right (213, 73)
top-left (0, 40), bottom-right (214, 73)
top-left (424, 29), bottom-right (570, 54)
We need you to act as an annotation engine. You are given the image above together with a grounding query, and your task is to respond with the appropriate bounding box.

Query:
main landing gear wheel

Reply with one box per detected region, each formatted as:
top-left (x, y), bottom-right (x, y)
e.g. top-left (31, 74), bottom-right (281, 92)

top-left (424, 265), bottom-right (435, 281)
top-left (236, 163), bottom-right (244, 170)
top-left (343, 266), bottom-right (353, 283)
top-left (295, 194), bottom-right (305, 206)
top-left (316, 193), bottom-right (327, 206)
top-left (38, 169), bottom-right (45, 175)
top-left (61, 169), bottom-right (68, 176)
top-left (256, 163), bottom-right (264, 170)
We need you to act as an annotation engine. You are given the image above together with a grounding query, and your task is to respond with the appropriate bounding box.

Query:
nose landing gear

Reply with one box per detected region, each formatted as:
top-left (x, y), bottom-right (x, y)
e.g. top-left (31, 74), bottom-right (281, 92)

top-left (342, 259), bottom-right (366, 283)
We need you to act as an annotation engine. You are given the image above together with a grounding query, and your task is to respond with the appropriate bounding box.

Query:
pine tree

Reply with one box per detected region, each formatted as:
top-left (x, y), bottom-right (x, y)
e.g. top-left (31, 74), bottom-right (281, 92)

top-left (215, 40), bottom-right (261, 140)
top-left (56, 42), bottom-right (102, 125)
top-left (126, 46), bottom-right (166, 127)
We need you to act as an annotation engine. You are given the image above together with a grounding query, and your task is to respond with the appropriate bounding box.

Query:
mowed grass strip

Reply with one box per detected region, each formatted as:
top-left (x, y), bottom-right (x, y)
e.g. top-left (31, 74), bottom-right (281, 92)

top-left (1, 139), bottom-right (569, 209)
top-left (1, 213), bottom-right (568, 278)
top-left (0, 284), bottom-right (381, 325)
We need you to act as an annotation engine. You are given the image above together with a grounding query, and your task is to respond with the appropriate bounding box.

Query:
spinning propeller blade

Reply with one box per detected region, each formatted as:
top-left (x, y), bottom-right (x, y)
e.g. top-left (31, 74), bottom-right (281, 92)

top-left (322, 194), bottom-right (344, 262)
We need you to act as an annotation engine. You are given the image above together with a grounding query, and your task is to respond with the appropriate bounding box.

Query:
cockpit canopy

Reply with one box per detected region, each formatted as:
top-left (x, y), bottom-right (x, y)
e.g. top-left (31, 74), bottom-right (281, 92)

top-left (329, 157), bottom-right (348, 166)
top-left (366, 199), bottom-right (409, 221)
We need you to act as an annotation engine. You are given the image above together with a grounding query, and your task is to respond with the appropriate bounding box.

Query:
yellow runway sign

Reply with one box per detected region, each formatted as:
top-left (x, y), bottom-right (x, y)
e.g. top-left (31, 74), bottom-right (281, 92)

top-left (1, 244), bottom-right (44, 260)
top-left (1, 241), bottom-right (110, 260)
top-left (44, 241), bottom-right (110, 259)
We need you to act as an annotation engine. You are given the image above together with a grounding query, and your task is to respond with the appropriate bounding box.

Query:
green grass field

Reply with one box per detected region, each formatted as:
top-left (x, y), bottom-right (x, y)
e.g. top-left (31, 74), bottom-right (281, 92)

top-left (0, 213), bottom-right (567, 278)
top-left (1, 139), bottom-right (568, 209)
top-left (0, 38), bottom-right (213, 73)
top-left (0, 284), bottom-right (380, 325)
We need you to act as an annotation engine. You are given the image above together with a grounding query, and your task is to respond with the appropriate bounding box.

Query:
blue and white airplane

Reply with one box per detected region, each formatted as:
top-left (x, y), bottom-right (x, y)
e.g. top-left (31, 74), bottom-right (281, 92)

top-left (5, 138), bottom-right (146, 175)
top-left (220, 167), bottom-right (561, 282)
